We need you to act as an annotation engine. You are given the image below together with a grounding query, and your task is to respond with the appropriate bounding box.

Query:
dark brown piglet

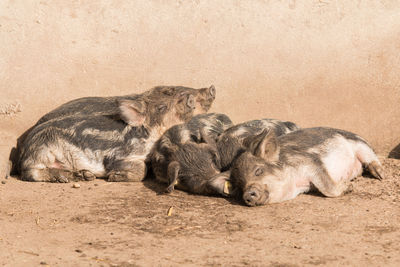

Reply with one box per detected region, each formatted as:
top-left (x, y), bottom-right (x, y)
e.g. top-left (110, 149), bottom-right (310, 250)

top-left (149, 113), bottom-right (233, 195)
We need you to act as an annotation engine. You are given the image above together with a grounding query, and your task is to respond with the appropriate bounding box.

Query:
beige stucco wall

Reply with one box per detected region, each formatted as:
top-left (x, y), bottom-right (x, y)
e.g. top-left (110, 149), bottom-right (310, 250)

top-left (1, 0), bottom-right (400, 176)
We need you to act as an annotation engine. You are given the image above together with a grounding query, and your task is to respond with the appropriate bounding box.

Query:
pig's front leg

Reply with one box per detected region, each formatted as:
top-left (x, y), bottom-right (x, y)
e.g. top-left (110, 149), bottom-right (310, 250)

top-left (107, 159), bottom-right (147, 182)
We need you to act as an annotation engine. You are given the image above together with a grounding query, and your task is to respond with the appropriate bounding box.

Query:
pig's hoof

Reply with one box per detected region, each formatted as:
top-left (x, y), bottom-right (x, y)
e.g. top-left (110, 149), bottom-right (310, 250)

top-left (165, 185), bottom-right (175, 193)
top-left (81, 170), bottom-right (96, 181)
top-left (48, 168), bottom-right (71, 183)
top-left (107, 170), bottom-right (143, 182)
top-left (73, 170), bottom-right (96, 181)
top-left (367, 161), bottom-right (385, 180)
top-left (107, 171), bottom-right (125, 182)
top-left (165, 179), bottom-right (178, 193)
top-left (57, 176), bottom-right (69, 183)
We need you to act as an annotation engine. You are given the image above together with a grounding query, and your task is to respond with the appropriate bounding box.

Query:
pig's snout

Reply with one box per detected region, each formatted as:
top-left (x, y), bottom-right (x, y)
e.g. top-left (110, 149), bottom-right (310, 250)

top-left (243, 184), bottom-right (269, 206)
top-left (243, 190), bottom-right (259, 206)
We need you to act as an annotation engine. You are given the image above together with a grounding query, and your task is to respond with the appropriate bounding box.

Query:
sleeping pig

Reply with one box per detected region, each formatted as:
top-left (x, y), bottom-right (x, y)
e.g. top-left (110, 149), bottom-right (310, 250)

top-left (18, 91), bottom-right (202, 182)
top-left (149, 113), bottom-right (233, 195)
top-left (230, 127), bottom-right (385, 206)
top-left (11, 85), bottom-right (216, 177)
top-left (35, 85), bottom-right (216, 125)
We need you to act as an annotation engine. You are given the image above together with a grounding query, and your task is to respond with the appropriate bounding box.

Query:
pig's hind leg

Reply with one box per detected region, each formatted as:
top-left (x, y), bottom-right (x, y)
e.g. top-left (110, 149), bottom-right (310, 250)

top-left (310, 172), bottom-right (352, 198)
top-left (310, 138), bottom-right (369, 197)
top-left (107, 159), bottom-right (147, 182)
top-left (307, 162), bottom-right (353, 198)
top-left (21, 167), bottom-right (73, 183)
top-left (20, 152), bottom-right (75, 183)
top-left (312, 141), bottom-right (383, 197)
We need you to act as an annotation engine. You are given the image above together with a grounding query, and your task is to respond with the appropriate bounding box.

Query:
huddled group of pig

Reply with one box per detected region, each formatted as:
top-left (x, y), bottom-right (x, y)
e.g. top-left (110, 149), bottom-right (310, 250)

top-left (15, 85), bottom-right (384, 206)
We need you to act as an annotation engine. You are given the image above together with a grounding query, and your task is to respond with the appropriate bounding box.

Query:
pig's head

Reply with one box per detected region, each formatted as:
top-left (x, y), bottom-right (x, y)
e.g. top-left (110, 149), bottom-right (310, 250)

top-left (230, 130), bottom-right (281, 206)
top-left (118, 92), bottom-right (196, 130)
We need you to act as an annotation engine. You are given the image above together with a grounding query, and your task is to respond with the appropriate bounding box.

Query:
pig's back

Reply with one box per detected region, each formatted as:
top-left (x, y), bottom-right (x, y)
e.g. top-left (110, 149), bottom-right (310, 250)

top-left (187, 113), bottom-right (233, 137)
top-left (36, 94), bottom-right (141, 125)
top-left (278, 127), bottom-right (365, 148)
top-left (277, 127), bottom-right (368, 163)
top-left (223, 118), bottom-right (299, 139)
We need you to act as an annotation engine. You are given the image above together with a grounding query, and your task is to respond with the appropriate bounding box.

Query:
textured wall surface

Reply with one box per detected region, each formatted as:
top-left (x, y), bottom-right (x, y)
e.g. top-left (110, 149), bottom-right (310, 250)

top-left (1, 0), bottom-right (400, 176)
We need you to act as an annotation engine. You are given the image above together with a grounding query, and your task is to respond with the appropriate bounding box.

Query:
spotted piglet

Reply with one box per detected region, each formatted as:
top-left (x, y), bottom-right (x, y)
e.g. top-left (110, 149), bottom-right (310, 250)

top-left (19, 91), bottom-right (201, 183)
top-left (230, 127), bottom-right (384, 206)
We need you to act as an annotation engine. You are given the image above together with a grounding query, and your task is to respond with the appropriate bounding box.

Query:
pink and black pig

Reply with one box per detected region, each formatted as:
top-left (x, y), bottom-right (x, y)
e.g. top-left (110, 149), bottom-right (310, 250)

top-left (230, 127), bottom-right (384, 206)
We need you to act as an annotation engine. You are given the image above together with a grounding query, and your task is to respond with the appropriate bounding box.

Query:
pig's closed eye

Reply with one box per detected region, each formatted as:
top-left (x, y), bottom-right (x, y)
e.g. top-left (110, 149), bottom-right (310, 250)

top-left (255, 167), bottom-right (263, 176)
top-left (157, 104), bottom-right (167, 113)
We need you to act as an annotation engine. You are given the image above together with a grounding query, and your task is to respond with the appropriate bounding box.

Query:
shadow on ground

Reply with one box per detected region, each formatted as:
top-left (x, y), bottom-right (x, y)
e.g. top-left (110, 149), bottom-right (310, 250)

top-left (388, 143), bottom-right (400, 159)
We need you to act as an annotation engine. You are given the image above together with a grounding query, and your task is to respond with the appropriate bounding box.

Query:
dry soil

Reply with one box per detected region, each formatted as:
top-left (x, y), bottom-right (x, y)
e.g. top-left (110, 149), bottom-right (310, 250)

top-left (0, 158), bottom-right (399, 266)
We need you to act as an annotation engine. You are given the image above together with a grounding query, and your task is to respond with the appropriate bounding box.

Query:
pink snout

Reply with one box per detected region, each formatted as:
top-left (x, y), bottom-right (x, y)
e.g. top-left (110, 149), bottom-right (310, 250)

top-left (243, 184), bottom-right (269, 206)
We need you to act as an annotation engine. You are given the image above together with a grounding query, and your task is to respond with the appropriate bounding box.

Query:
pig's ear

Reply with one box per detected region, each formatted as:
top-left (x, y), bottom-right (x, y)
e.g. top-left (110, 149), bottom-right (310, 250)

top-left (247, 130), bottom-right (280, 162)
top-left (208, 85), bottom-right (216, 98)
top-left (186, 94), bottom-right (196, 109)
top-left (166, 161), bottom-right (180, 193)
top-left (177, 93), bottom-right (196, 110)
top-left (118, 99), bottom-right (147, 127)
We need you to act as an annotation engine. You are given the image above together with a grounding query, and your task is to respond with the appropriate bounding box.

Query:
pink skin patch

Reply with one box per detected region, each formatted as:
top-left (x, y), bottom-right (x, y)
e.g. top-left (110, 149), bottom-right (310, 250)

top-left (50, 160), bottom-right (64, 169)
top-left (350, 158), bottom-right (362, 180)
top-left (295, 177), bottom-right (311, 188)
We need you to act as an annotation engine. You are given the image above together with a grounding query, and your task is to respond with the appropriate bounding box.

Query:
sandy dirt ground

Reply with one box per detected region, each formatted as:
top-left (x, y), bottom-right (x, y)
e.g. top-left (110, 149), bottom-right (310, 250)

top-left (0, 158), bottom-right (399, 266)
